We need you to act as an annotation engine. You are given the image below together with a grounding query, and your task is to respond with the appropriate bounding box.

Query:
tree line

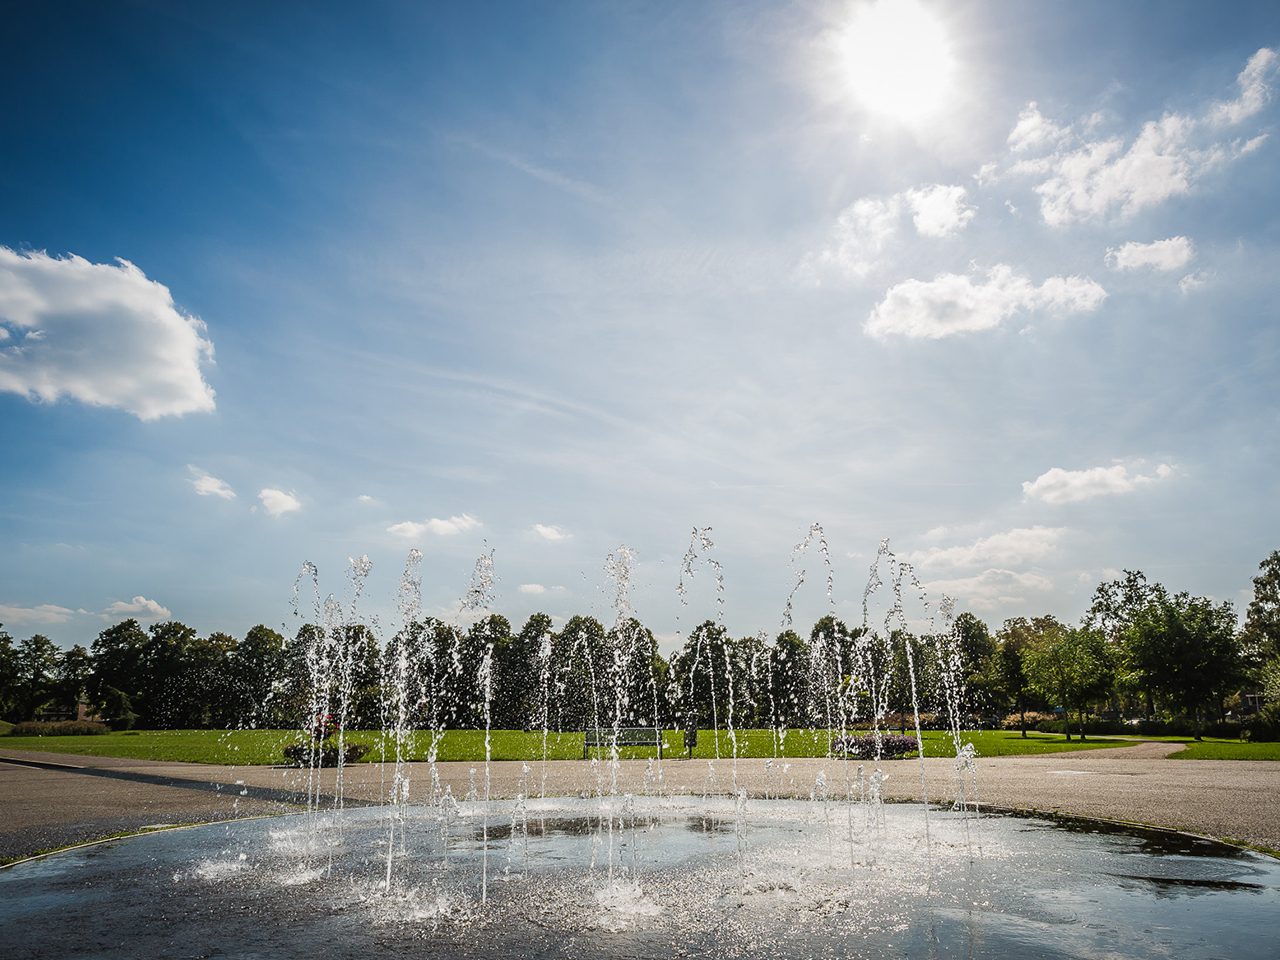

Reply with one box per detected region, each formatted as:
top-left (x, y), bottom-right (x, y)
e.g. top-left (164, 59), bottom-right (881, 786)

top-left (3, 551), bottom-right (1278, 741)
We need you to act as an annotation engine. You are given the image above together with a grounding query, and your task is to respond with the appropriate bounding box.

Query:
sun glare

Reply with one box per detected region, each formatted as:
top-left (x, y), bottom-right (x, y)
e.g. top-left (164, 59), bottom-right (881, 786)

top-left (837, 0), bottom-right (955, 123)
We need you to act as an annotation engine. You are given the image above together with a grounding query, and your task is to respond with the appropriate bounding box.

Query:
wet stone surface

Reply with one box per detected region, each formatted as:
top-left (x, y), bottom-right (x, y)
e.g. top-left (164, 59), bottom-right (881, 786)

top-left (1, 798), bottom-right (1278, 960)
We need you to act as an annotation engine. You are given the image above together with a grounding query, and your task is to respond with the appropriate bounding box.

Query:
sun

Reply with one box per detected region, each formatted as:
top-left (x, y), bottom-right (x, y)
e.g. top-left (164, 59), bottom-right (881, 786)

top-left (835, 0), bottom-right (955, 123)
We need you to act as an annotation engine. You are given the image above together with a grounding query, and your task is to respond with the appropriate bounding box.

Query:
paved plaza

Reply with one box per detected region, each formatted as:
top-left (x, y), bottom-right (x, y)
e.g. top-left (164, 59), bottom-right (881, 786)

top-left (2, 742), bottom-right (1278, 864)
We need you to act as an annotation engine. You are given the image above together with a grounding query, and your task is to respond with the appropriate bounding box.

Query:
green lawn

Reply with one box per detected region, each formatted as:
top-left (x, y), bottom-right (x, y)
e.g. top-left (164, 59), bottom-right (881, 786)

top-left (0, 727), bottom-right (1129, 765)
top-left (1166, 740), bottom-right (1280, 760)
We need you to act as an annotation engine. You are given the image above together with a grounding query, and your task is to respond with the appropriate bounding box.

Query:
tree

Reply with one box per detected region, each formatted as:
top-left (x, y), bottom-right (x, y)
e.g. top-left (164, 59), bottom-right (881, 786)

top-left (550, 615), bottom-right (608, 731)
top-left (1085, 570), bottom-right (1161, 716)
top-left (950, 612), bottom-right (998, 719)
top-left (993, 617), bottom-right (1049, 737)
top-left (607, 617), bottom-right (666, 729)
top-left (492, 613), bottom-right (549, 730)
top-left (672, 621), bottom-right (737, 732)
top-left (1024, 621), bottom-right (1112, 741)
top-left (1125, 592), bottom-right (1242, 738)
top-left (227, 625), bottom-right (291, 727)
top-left (90, 619), bottom-right (148, 725)
top-left (766, 629), bottom-right (810, 731)
top-left (54, 644), bottom-right (94, 712)
top-left (1242, 550), bottom-right (1280, 663)
top-left (0, 626), bottom-right (19, 721)
top-left (13, 634), bottom-right (61, 720)
top-left (137, 620), bottom-right (201, 728)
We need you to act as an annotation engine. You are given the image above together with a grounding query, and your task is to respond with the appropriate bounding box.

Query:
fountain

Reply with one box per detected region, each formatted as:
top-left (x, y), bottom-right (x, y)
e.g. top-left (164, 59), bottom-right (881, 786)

top-left (1, 528), bottom-right (1277, 960)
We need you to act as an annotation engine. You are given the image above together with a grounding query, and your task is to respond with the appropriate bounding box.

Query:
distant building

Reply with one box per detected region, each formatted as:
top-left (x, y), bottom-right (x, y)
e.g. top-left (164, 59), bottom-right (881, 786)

top-left (34, 700), bottom-right (101, 723)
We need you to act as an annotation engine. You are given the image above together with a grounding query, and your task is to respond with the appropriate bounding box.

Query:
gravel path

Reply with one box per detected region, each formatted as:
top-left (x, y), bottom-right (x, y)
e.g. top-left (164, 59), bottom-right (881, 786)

top-left (3, 740), bottom-right (1278, 863)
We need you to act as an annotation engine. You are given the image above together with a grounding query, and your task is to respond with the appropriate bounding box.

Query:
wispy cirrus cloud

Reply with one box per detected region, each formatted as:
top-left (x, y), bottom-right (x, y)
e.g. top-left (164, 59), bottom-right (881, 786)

top-left (864, 264), bottom-right (1106, 339)
top-left (388, 514), bottom-right (481, 538)
top-left (0, 247), bottom-right (215, 419)
top-left (187, 465), bottom-right (236, 500)
top-left (1023, 463), bottom-right (1173, 504)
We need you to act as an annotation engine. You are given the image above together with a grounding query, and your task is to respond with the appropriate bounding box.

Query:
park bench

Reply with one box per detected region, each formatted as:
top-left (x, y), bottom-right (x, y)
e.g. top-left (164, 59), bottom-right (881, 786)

top-left (582, 726), bottom-right (664, 759)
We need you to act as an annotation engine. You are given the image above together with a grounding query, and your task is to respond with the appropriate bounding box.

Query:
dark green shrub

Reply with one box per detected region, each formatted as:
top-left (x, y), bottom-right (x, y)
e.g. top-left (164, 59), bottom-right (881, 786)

top-left (10, 720), bottom-right (109, 737)
top-left (831, 733), bottom-right (919, 759)
top-left (1243, 704), bottom-right (1280, 742)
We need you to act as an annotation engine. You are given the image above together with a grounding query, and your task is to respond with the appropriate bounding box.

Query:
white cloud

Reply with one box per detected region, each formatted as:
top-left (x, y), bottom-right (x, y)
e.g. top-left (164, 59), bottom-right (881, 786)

top-left (903, 184), bottom-right (976, 238)
top-left (806, 184), bottom-right (975, 281)
top-left (518, 583), bottom-right (547, 595)
top-left (864, 264), bottom-right (1106, 339)
top-left (1209, 48), bottom-right (1279, 127)
top-left (357, 494), bottom-right (376, 504)
top-left (187, 465), bottom-right (236, 500)
top-left (104, 596), bottom-right (171, 620)
top-left (0, 603), bottom-right (77, 625)
top-left (1007, 101), bottom-right (1071, 153)
top-left (1022, 463), bottom-right (1174, 504)
top-left (993, 49), bottom-right (1275, 225)
top-left (908, 526), bottom-right (1066, 570)
top-left (1179, 271), bottom-right (1210, 294)
top-left (1105, 236), bottom-right (1195, 272)
top-left (259, 488), bottom-right (302, 517)
top-left (387, 514), bottom-right (481, 538)
top-left (0, 247), bottom-right (215, 420)
top-left (532, 523), bottom-right (570, 542)
top-left (925, 569), bottom-right (1054, 612)
top-left (806, 194), bottom-right (902, 280)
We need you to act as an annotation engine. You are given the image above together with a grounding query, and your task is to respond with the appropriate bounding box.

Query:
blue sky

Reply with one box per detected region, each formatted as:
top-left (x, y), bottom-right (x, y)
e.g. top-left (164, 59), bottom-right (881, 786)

top-left (1, 0), bottom-right (1277, 650)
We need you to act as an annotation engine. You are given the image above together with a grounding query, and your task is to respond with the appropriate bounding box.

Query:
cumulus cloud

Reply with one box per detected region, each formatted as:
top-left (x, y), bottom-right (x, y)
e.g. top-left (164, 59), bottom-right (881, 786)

top-left (1022, 463), bottom-right (1173, 504)
top-left (259, 488), bottom-right (302, 516)
top-left (387, 514), bottom-right (481, 538)
top-left (992, 49), bottom-right (1275, 225)
top-left (805, 184), bottom-right (975, 281)
top-left (0, 247), bottom-right (215, 419)
top-left (864, 264), bottom-right (1106, 339)
top-left (1006, 102), bottom-right (1071, 153)
top-left (903, 184), bottom-right (976, 237)
top-left (0, 602), bottom-right (77, 625)
top-left (356, 494), bottom-right (376, 504)
top-left (924, 569), bottom-right (1054, 612)
top-left (908, 526), bottom-right (1066, 570)
top-left (518, 583), bottom-right (547, 595)
top-left (187, 465), bottom-right (236, 500)
top-left (1209, 48), bottom-right (1279, 127)
top-left (532, 523), bottom-right (570, 542)
top-left (104, 596), bottom-right (171, 620)
top-left (1105, 236), bottom-right (1195, 272)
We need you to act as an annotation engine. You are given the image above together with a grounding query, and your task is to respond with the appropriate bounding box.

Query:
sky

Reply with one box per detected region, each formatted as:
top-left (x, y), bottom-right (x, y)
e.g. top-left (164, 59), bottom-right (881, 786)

top-left (1, 0), bottom-right (1278, 651)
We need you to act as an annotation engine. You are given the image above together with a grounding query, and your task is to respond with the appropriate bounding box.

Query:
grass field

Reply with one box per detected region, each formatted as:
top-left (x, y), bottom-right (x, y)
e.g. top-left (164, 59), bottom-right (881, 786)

top-left (0, 720), bottom-right (12, 735)
top-left (0, 727), bottom-right (1130, 765)
top-left (1166, 740), bottom-right (1280, 760)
